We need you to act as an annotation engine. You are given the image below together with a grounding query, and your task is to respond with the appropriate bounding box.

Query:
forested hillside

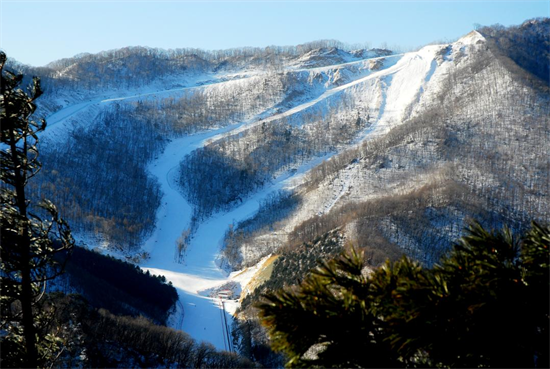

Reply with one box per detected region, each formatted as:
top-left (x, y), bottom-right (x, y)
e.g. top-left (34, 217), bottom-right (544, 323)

top-left (3, 18), bottom-right (548, 364)
top-left (17, 46), bottom-right (390, 250)
top-left (218, 22), bottom-right (549, 363)
top-left (222, 22), bottom-right (549, 273)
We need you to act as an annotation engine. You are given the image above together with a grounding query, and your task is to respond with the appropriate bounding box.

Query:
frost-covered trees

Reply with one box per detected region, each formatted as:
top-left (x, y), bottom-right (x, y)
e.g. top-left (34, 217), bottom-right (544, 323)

top-left (35, 107), bottom-right (163, 250)
top-left (0, 52), bottom-right (74, 367)
top-left (178, 93), bottom-right (369, 221)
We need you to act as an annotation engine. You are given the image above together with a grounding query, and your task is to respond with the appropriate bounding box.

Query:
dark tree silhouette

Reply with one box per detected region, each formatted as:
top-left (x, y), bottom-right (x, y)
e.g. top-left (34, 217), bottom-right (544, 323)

top-left (0, 51), bottom-right (74, 367)
top-left (258, 222), bottom-right (549, 368)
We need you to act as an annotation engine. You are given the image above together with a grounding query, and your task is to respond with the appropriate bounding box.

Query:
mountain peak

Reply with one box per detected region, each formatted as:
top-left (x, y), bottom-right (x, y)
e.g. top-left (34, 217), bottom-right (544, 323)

top-left (458, 30), bottom-right (486, 45)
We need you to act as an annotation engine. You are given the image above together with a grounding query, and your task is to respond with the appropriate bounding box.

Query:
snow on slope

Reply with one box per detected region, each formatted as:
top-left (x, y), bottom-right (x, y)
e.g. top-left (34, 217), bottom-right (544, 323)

top-left (41, 34), bottom-right (487, 350)
top-left (138, 41), bottom-right (465, 349)
top-left (203, 54), bottom-right (405, 145)
top-left (140, 130), bottom-right (331, 348)
top-left (40, 52), bottom-right (385, 144)
top-left (41, 79), bottom-right (235, 142)
top-left (223, 33), bottom-right (490, 267)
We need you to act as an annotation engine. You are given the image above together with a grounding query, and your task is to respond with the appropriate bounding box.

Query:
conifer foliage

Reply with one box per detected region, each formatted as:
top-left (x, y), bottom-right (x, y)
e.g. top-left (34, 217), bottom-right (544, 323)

top-left (0, 52), bottom-right (74, 367)
top-left (258, 222), bottom-right (549, 368)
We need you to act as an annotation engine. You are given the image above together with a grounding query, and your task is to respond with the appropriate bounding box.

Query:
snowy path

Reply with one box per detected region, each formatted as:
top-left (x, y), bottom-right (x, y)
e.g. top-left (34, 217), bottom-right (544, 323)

top-left (138, 128), bottom-right (236, 351)
top-left (205, 54), bottom-right (407, 144)
top-left (42, 78), bottom-right (232, 140)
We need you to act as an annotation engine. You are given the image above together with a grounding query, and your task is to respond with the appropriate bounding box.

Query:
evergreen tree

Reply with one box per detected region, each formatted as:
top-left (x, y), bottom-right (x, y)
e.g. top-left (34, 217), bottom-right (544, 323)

top-left (258, 222), bottom-right (549, 368)
top-left (259, 248), bottom-right (397, 368)
top-left (0, 51), bottom-right (74, 367)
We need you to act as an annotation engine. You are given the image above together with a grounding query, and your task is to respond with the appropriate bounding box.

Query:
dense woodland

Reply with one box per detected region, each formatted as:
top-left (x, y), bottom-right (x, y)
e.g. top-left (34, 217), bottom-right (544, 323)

top-left (1, 293), bottom-right (256, 368)
top-left (54, 246), bottom-right (178, 324)
top-left (479, 18), bottom-right (549, 83)
top-left (32, 107), bottom-right (164, 249)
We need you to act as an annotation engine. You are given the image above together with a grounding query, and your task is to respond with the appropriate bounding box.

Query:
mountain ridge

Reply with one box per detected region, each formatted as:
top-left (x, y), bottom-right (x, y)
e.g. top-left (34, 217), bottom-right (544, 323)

top-left (8, 19), bottom-right (548, 352)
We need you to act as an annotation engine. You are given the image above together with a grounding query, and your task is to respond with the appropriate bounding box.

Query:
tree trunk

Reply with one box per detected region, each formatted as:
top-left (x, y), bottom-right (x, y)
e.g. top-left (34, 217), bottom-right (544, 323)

top-left (21, 256), bottom-right (38, 368)
top-left (9, 129), bottom-right (38, 368)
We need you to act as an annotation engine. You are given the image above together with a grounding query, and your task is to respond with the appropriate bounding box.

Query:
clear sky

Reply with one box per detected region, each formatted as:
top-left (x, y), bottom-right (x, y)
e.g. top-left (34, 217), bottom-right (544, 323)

top-left (1, 0), bottom-right (549, 67)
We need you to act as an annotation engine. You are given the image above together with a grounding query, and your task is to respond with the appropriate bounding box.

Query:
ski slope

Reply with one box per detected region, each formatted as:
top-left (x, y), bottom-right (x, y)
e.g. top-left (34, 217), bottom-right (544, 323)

top-left (139, 124), bottom-right (333, 349)
top-left (42, 35), bottom-right (484, 350)
top-left (136, 42), bottom-right (454, 349)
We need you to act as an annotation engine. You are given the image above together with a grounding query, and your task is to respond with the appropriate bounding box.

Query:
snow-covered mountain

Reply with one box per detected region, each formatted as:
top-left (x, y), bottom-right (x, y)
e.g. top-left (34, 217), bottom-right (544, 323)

top-left (11, 19), bottom-right (549, 353)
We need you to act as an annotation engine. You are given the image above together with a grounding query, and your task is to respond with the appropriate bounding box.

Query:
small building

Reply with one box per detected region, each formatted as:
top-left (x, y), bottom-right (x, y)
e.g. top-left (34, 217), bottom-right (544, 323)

top-left (218, 290), bottom-right (233, 299)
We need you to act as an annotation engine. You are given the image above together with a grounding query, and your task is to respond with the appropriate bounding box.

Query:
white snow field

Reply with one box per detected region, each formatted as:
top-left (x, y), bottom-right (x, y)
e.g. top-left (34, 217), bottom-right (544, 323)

top-left (43, 32), bottom-right (485, 351)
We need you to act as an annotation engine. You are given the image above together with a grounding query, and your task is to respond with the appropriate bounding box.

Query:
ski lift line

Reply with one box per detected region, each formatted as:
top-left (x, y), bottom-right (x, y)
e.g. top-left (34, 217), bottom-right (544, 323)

top-left (219, 299), bottom-right (228, 351)
top-left (221, 299), bottom-right (233, 353)
top-left (176, 300), bottom-right (185, 331)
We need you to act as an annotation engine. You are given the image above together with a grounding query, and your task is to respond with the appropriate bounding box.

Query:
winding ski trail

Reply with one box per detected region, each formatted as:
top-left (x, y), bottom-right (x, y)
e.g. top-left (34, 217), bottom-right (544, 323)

top-left (43, 44), bottom-right (448, 350)
top-left (140, 129), bottom-right (332, 348)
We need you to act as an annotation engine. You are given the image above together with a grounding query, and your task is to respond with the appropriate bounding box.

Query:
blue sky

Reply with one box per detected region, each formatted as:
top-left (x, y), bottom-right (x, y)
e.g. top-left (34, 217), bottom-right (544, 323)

top-left (1, 0), bottom-right (548, 67)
